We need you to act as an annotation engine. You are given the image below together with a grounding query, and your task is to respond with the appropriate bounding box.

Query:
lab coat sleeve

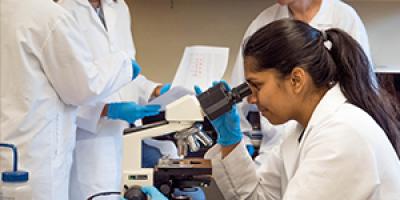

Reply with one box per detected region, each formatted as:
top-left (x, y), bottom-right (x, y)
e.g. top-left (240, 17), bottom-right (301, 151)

top-left (39, 14), bottom-right (133, 106)
top-left (74, 75), bottom-right (158, 133)
top-left (75, 102), bottom-right (105, 133)
top-left (349, 13), bottom-right (378, 86)
top-left (255, 120), bottom-right (297, 168)
top-left (205, 140), bottom-right (283, 200)
top-left (338, 3), bottom-right (377, 85)
top-left (283, 123), bottom-right (379, 200)
top-left (130, 75), bottom-right (159, 104)
top-left (345, 8), bottom-right (371, 64)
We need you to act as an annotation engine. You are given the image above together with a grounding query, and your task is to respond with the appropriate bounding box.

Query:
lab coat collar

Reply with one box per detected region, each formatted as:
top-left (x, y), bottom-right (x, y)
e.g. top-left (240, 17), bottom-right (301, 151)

top-left (278, 0), bottom-right (333, 30)
top-left (73, 0), bottom-right (117, 34)
top-left (302, 84), bottom-right (347, 142)
top-left (281, 84), bottom-right (345, 179)
top-left (102, 0), bottom-right (117, 33)
top-left (281, 122), bottom-right (305, 178)
top-left (309, 0), bottom-right (334, 30)
top-left (275, 5), bottom-right (291, 20)
top-left (74, 0), bottom-right (92, 8)
top-left (73, 0), bottom-right (116, 8)
top-left (103, 0), bottom-right (117, 6)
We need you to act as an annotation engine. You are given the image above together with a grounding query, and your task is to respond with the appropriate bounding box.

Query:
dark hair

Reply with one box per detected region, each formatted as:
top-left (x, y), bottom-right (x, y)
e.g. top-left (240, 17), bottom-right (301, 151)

top-left (243, 19), bottom-right (400, 158)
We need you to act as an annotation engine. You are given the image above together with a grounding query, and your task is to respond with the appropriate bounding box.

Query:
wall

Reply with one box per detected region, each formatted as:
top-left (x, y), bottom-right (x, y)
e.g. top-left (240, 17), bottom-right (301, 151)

top-left (126, 0), bottom-right (400, 83)
top-left (348, 1), bottom-right (400, 72)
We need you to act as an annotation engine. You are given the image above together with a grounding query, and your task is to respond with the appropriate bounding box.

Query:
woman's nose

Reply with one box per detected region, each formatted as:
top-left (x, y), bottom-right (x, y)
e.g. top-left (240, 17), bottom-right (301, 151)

top-left (247, 92), bottom-right (257, 104)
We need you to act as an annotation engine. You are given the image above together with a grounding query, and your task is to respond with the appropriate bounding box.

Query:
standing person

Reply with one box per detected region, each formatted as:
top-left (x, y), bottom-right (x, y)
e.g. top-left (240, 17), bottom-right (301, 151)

top-left (202, 19), bottom-right (400, 199)
top-left (231, 0), bottom-right (375, 165)
top-left (58, 0), bottom-right (174, 199)
top-left (0, 0), bottom-right (139, 200)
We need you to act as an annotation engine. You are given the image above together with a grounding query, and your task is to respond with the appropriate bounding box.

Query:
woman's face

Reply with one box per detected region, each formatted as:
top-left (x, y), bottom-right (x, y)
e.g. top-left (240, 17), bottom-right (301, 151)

top-left (244, 56), bottom-right (297, 125)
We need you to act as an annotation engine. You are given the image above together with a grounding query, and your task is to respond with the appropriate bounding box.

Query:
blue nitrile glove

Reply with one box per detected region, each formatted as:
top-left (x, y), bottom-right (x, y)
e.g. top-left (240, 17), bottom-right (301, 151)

top-left (141, 186), bottom-right (168, 200)
top-left (107, 102), bottom-right (161, 124)
top-left (194, 81), bottom-right (243, 146)
top-left (159, 83), bottom-right (171, 95)
top-left (246, 144), bottom-right (255, 157)
top-left (131, 59), bottom-right (141, 80)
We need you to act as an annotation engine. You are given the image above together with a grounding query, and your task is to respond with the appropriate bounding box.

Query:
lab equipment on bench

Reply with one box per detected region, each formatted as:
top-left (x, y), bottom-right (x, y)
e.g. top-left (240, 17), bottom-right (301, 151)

top-left (154, 158), bottom-right (211, 199)
top-left (196, 81), bottom-right (252, 120)
top-left (122, 94), bottom-right (204, 187)
top-left (122, 82), bottom-right (251, 194)
top-left (0, 143), bottom-right (32, 200)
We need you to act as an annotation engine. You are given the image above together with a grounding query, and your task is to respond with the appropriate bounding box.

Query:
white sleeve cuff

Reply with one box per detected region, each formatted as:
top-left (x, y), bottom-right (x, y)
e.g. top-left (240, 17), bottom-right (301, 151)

top-left (205, 141), bottom-right (259, 200)
top-left (76, 103), bottom-right (106, 133)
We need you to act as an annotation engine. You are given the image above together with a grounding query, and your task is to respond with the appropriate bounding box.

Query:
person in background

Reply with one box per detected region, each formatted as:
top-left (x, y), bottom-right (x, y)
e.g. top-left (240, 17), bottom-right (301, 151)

top-left (0, 0), bottom-right (139, 199)
top-left (57, 0), bottom-right (173, 199)
top-left (201, 19), bottom-right (400, 200)
top-left (231, 0), bottom-right (375, 166)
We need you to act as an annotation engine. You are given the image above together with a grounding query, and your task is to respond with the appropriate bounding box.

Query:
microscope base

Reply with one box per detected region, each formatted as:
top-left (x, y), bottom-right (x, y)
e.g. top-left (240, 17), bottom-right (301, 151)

top-left (122, 168), bottom-right (154, 188)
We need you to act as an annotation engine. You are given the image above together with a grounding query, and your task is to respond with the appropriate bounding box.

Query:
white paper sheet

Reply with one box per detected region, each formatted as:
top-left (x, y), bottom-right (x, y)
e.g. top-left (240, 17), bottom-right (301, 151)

top-left (148, 86), bottom-right (193, 110)
top-left (171, 45), bottom-right (229, 91)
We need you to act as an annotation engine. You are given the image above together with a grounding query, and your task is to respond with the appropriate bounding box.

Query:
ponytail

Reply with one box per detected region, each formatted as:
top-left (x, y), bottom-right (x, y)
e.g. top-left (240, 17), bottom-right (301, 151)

top-left (326, 29), bottom-right (400, 158)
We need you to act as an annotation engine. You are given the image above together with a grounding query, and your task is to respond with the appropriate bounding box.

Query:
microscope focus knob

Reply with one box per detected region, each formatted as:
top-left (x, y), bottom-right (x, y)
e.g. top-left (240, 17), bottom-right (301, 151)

top-left (124, 185), bottom-right (147, 200)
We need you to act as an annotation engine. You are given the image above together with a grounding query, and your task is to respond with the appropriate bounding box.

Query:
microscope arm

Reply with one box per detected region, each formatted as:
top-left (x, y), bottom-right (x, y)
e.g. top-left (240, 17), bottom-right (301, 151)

top-left (122, 95), bottom-right (204, 187)
top-left (122, 121), bottom-right (196, 170)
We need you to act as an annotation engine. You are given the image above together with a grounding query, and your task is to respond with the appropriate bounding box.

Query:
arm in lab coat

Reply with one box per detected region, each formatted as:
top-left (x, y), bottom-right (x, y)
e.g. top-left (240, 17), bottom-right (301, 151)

top-left (75, 75), bottom-right (158, 133)
top-left (335, 1), bottom-right (377, 85)
top-left (205, 140), bottom-right (283, 200)
top-left (39, 14), bottom-right (133, 106)
top-left (128, 75), bottom-right (159, 104)
top-left (337, 1), bottom-right (371, 62)
top-left (75, 102), bottom-right (106, 133)
top-left (207, 124), bottom-right (380, 200)
top-left (282, 123), bottom-right (379, 200)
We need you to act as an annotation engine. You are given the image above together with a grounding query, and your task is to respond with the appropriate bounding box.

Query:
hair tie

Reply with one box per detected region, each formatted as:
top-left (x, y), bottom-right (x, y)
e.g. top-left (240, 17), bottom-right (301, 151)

top-left (321, 30), bottom-right (332, 50)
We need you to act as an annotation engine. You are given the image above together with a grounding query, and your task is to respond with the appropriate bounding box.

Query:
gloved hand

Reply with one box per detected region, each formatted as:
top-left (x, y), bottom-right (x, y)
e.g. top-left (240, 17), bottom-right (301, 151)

top-left (194, 81), bottom-right (243, 146)
top-left (131, 59), bottom-right (141, 80)
top-left (159, 83), bottom-right (171, 95)
top-left (246, 144), bottom-right (255, 157)
top-left (107, 102), bottom-right (161, 124)
top-left (141, 186), bottom-right (168, 200)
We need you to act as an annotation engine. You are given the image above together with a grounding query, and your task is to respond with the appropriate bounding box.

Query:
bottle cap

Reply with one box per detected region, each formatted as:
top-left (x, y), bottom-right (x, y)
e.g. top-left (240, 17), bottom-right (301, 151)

top-left (2, 171), bottom-right (29, 183)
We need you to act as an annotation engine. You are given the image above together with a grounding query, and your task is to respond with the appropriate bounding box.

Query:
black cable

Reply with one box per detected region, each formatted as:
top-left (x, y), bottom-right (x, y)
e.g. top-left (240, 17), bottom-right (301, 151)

top-left (87, 191), bottom-right (121, 200)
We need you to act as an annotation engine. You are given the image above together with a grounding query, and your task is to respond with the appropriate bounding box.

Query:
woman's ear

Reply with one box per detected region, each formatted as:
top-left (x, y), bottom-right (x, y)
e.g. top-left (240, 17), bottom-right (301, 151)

top-left (290, 67), bottom-right (306, 94)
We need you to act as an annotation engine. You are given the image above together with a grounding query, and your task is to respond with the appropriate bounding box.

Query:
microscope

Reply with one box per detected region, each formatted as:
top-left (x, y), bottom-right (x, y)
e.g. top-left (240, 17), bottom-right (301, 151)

top-left (122, 82), bottom-right (252, 198)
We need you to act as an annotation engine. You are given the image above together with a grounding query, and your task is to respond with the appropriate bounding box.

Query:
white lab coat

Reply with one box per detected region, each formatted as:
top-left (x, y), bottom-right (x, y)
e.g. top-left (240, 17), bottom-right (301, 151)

top-left (205, 84), bottom-right (400, 200)
top-left (231, 0), bottom-right (373, 166)
top-left (0, 0), bottom-right (132, 200)
top-left (59, 0), bottom-right (177, 199)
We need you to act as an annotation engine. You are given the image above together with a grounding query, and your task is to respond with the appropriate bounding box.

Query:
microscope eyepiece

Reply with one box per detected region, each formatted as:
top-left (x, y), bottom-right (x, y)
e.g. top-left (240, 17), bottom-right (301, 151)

top-left (231, 82), bottom-right (252, 104)
top-left (196, 82), bottom-right (251, 120)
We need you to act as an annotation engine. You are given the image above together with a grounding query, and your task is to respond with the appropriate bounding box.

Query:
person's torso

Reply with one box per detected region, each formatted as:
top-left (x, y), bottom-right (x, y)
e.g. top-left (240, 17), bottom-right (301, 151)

top-left (0, 0), bottom-right (79, 172)
top-left (279, 98), bottom-right (400, 199)
top-left (60, 0), bottom-right (135, 103)
top-left (60, 0), bottom-right (156, 135)
top-left (245, 0), bottom-right (359, 40)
